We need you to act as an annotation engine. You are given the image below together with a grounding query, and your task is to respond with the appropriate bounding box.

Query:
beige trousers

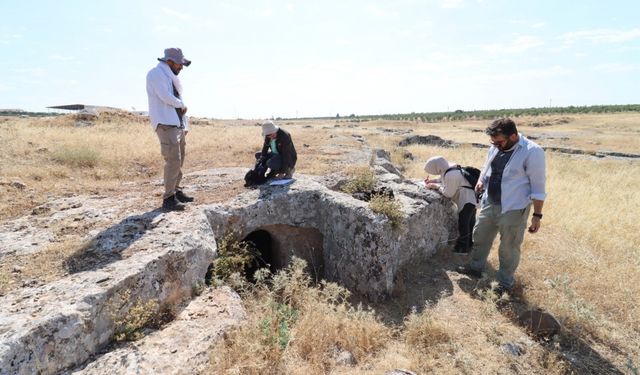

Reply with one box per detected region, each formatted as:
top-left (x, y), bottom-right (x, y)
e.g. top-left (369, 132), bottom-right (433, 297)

top-left (156, 125), bottom-right (186, 199)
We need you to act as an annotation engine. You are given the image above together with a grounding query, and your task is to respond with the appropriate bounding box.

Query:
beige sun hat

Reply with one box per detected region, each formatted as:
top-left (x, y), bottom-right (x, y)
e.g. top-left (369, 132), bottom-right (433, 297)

top-left (261, 120), bottom-right (279, 136)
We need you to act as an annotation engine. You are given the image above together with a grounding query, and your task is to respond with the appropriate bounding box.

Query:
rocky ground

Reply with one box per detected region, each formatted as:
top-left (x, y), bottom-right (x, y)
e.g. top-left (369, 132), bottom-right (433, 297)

top-left (1, 151), bottom-right (463, 374)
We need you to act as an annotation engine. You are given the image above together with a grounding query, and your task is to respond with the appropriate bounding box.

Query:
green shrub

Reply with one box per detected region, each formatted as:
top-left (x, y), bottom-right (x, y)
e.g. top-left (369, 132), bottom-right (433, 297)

top-left (260, 302), bottom-right (299, 350)
top-left (341, 166), bottom-right (375, 194)
top-left (210, 232), bottom-right (259, 282)
top-left (109, 290), bottom-right (160, 342)
top-left (53, 146), bottom-right (99, 168)
top-left (369, 193), bottom-right (403, 229)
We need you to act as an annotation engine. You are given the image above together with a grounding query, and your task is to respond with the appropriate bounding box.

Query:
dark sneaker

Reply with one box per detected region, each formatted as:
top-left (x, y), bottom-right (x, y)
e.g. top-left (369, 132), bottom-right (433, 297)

top-left (488, 284), bottom-right (513, 302)
top-left (493, 284), bottom-right (512, 297)
top-left (455, 265), bottom-right (482, 278)
top-left (162, 195), bottom-right (186, 211)
top-left (175, 190), bottom-right (194, 203)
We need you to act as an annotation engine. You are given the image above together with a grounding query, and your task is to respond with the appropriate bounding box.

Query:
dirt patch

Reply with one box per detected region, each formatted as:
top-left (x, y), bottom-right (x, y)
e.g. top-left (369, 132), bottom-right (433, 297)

top-left (522, 117), bottom-right (572, 127)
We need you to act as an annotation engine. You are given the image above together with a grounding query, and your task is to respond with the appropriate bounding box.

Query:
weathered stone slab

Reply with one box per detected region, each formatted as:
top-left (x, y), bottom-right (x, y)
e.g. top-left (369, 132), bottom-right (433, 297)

top-left (0, 208), bottom-right (216, 375)
top-left (68, 286), bottom-right (245, 375)
top-left (205, 151), bottom-right (457, 300)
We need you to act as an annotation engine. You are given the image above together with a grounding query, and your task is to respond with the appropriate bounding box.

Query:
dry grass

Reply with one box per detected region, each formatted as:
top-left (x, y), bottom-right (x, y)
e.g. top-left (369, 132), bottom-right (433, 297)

top-left (380, 119), bottom-right (640, 372)
top-left (210, 258), bottom-right (571, 375)
top-left (209, 258), bottom-right (391, 375)
top-left (1, 112), bottom-right (639, 373)
top-left (0, 238), bottom-right (88, 294)
top-left (369, 193), bottom-right (404, 229)
top-left (341, 165), bottom-right (376, 194)
top-left (0, 114), bottom-right (360, 222)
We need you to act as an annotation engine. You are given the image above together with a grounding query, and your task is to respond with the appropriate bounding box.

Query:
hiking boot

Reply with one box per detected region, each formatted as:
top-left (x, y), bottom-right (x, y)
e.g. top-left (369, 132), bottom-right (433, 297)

top-left (494, 284), bottom-right (511, 297)
top-left (162, 195), bottom-right (186, 211)
top-left (455, 265), bottom-right (482, 278)
top-left (490, 283), bottom-right (512, 298)
top-left (175, 190), bottom-right (194, 203)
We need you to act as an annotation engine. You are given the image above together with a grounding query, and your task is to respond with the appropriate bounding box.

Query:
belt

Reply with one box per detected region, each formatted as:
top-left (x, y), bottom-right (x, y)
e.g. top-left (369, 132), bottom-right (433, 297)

top-left (158, 124), bottom-right (184, 129)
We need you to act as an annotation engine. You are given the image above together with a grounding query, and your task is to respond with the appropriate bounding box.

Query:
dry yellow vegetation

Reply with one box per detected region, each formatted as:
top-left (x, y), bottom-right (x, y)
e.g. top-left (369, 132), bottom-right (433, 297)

top-left (0, 112), bottom-right (638, 373)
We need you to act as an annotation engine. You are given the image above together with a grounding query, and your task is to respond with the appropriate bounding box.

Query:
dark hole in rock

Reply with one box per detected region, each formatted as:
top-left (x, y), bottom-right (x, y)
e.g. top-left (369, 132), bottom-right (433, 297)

top-left (241, 225), bottom-right (325, 282)
top-left (351, 187), bottom-right (394, 202)
top-left (242, 229), bottom-right (275, 280)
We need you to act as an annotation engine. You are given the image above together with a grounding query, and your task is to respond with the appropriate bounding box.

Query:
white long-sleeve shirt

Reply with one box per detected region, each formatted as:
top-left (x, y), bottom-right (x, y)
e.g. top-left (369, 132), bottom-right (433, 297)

top-left (146, 63), bottom-right (188, 130)
top-left (479, 134), bottom-right (546, 213)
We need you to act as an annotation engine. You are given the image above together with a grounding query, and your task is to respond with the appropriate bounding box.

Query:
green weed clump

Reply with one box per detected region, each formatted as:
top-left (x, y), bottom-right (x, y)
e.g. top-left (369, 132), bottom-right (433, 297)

top-left (259, 302), bottom-right (299, 350)
top-left (210, 232), bottom-right (258, 283)
top-left (53, 146), bottom-right (100, 168)
top-left (109, 290), bottom-right (160, 342)
top-left (341, 166), bottom-right (376, 194)
top-left (369, 193), bottom-right (403, 229)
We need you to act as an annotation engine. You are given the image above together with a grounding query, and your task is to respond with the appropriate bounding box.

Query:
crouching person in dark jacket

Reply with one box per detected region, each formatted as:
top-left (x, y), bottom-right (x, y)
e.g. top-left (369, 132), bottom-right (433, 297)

top-left (255, 120), bottom-right (297, 179)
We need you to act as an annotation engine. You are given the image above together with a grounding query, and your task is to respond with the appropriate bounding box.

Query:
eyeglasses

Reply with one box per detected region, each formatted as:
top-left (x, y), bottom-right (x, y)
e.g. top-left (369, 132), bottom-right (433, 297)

top-left (490, 137), bottom-right (509, 147)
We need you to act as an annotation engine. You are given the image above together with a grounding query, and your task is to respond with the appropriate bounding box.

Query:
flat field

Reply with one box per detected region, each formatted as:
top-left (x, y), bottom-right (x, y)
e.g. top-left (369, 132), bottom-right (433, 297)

top-left (0, 112), bottom-right (638, 374)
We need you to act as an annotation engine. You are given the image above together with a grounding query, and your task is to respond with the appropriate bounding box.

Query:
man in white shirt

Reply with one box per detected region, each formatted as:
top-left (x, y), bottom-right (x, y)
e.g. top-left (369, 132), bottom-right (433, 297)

top-left (146, 48), bottom-right (194, 211)
top-left (456, 118), bottom-right (546, 296)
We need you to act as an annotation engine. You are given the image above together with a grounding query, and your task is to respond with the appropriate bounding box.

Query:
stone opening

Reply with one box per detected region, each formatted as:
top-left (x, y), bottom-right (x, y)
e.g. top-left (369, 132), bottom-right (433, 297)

top-left (242, 225), bottom-right (325, 282)
top-left (205, 152), bottom-right (458, 299)
top-left (242, 229), bottom-right (275, 279)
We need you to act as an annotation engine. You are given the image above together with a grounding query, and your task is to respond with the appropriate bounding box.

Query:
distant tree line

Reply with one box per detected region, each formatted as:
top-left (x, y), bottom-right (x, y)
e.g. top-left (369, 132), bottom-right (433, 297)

top-left (286, 104), bottom-right (640, 122)
top-left (0, 110), bottom-right (62, 117)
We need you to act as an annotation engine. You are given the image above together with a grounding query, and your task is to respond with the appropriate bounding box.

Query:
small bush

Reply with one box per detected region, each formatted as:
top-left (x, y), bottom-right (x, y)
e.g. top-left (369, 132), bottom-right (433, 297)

top-left (211, 232), bottom-right (259, 282)
top-left (109, 290), bottom-right (160, 342)
top-left (369, 193), bottom-right (403, 229)
top-left (192, 280), bottom-right (206, 296)
top-left (260, 302), bottom-right (299, 350)
top-left (53, 146), bottom-right (99, 168)
top-left (341, 166), bottom-right (375, 194)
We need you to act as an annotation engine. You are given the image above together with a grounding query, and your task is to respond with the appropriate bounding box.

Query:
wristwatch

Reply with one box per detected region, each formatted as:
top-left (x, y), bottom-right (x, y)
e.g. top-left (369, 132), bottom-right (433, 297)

top-left (532, 213), bottom-right (543, 219)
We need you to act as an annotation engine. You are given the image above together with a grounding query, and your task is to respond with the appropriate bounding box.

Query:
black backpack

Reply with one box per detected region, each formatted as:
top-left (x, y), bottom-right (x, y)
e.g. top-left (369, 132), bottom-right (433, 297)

top-left (244, 159), bottom-right (269, 187)
top-left (444, 165), bottom-right (481, 191)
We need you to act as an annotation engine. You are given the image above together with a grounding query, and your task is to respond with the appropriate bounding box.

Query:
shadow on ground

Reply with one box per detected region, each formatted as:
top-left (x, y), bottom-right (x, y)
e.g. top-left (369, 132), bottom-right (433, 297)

top-left (352, 245), bottom-right (457, 326)
top-left (64, 208), bottom-right (165, 273)
top-left (455, 267), bottom-right (625, 374)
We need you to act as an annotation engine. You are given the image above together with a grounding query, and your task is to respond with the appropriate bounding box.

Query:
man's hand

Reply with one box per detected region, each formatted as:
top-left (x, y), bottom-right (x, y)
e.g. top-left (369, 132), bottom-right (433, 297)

top-left (475, 181), bottom-right (485, 194)
top-left (181, 106), bottom-right (188, 115)
top-left (426, 183), bottom-right (439, 190)
top-left (528, 217), bottom-right (541, 233)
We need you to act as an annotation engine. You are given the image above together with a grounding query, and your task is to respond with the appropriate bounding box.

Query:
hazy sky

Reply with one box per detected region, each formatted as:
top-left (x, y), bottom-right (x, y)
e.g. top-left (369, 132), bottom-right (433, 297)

top-left (1, 0), bottom-right (639, 119)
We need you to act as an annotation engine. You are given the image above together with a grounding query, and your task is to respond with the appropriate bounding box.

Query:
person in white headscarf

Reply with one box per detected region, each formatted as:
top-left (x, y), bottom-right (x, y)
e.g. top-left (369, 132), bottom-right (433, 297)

top-left (424, 156), bottom-right (478, 253)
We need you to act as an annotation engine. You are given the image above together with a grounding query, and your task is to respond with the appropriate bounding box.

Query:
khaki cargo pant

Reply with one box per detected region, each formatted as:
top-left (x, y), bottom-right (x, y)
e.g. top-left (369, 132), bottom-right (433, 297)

top-left (156, 125), bottom-right (186, 199)
top-left (469, 203), bottom-right (530, 288)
